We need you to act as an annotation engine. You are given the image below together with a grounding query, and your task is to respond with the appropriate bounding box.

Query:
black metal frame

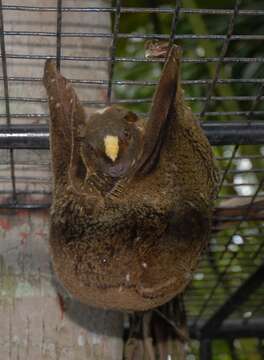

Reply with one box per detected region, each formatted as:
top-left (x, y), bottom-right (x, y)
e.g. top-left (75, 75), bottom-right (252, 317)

top-left (1, 123), bottom-right (264, 149)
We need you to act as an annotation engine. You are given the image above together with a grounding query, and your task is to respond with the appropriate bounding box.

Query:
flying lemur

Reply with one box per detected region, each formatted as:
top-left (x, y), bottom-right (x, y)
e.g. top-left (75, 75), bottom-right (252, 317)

top-left (43, 45), bottom-right (218, 312)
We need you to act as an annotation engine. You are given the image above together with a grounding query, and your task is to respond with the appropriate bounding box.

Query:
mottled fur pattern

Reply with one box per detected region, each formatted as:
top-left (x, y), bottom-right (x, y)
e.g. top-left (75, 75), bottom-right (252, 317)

top-left (44, 45), bottom-right (218, 311)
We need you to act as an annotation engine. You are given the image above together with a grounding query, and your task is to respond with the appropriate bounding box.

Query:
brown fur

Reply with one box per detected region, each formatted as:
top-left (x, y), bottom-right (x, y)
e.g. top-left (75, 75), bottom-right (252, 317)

top-left (43, 46), bottom-right (218, 311)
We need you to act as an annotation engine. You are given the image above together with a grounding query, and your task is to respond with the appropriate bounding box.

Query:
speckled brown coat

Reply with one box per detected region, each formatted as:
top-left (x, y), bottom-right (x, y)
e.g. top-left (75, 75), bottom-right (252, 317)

top-left (43, 46), bottom-right (218, 311)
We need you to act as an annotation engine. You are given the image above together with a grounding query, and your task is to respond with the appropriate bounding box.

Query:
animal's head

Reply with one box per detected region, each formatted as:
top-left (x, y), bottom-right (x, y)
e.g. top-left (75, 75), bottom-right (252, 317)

top-left (79, 106), bottom-right (143, 178)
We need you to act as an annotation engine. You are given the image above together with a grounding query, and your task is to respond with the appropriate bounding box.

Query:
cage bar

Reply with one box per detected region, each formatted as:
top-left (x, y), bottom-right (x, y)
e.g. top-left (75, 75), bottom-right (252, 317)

top-left (1, 122), bottom-right (264, 148)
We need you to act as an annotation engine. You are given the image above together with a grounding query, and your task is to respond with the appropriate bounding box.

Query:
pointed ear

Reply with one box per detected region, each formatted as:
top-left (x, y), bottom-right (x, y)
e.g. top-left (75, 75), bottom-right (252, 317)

top-left (43, 60), bottom-right (88, 187)
top-left (136, 45), bottom-right (182, 175)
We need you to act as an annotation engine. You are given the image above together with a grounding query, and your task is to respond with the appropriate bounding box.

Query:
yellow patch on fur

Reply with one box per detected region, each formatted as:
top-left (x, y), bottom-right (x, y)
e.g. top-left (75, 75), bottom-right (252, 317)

top-left (104, 135), bottom-right (119, 162)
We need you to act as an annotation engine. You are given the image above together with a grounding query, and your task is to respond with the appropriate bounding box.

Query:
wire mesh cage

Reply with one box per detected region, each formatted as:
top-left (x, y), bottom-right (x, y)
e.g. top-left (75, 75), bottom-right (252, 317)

top-left (0, 1), bottom-right (264, 359)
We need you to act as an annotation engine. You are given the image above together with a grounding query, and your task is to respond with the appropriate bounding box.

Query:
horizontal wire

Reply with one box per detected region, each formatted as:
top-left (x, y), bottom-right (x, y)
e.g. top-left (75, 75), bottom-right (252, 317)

top-left (0, 95), bottom-right (263, 104)
top-left (1, 201), bottom-right (264, 211)
top-left (217, 155), bottom-right (264, 160)
top-left (0, 53), bottom-right (264, 64)
top-left (1, 31), bottom-right (264, 41)
top-left (222, 183), bottom-right (262, 187)
top-left (1, 76), bottom-right (263, 86)
top-left (1, 6), bottom-right (264, 16)
top-left (1, 111), bottom-right (264, 119)
top-left (0, 113), bottom-right (48, 118)
top-left (197, 111), bottom-right (264, 116)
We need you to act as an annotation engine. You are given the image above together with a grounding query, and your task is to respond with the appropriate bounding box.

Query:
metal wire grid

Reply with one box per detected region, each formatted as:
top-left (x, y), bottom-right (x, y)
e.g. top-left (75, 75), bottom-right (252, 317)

top-left (0, 4), bottom-right (264, 121)
top-left (0, 0), bottom-right (263, 355)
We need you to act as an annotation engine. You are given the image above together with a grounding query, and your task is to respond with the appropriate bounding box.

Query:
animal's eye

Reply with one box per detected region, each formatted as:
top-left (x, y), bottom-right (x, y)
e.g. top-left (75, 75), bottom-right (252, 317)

top-left (123, 129), bottom-right (131, 140)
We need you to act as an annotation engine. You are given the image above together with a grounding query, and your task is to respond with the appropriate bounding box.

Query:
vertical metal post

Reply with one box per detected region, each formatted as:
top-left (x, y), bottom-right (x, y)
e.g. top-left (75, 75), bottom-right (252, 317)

top-left (107, 0), bottom-right (121, 104)
top-left (56, 0), bottom-right (62, 70)
top-left (200, 338), bottom-right (212, 360)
